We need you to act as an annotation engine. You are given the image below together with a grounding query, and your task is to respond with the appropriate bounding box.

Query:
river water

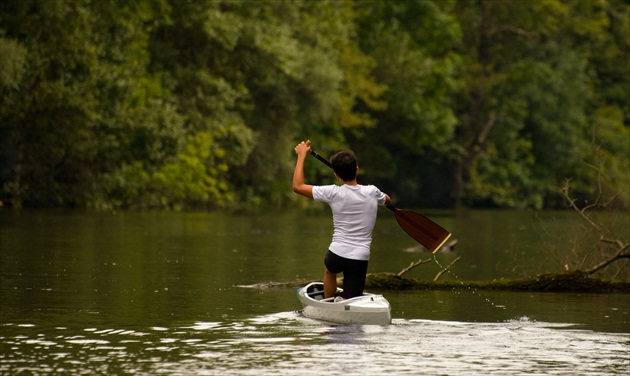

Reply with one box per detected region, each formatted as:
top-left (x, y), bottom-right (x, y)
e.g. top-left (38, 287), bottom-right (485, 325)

top-left (1, 209), bottom-right (628, 375)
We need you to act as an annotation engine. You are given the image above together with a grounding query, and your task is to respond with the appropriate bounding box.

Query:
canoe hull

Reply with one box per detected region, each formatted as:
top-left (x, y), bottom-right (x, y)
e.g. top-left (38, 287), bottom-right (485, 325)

top-left (297, 282), bottom-right (391, 325)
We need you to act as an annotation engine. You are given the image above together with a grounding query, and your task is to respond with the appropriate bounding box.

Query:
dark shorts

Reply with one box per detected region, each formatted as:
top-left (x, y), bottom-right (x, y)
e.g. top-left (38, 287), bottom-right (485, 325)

top-left (324, 250), bottom-right (368, 299)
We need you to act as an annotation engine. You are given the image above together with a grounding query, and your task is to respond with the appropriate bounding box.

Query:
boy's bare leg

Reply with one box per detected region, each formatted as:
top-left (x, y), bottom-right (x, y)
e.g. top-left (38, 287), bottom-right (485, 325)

top-left (324, 267), bottom-right (337, 298)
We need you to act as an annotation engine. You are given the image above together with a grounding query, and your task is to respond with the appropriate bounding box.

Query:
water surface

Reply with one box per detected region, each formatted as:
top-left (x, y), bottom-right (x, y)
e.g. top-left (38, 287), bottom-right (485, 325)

top-left (1, 210), bottom-right (628, 375)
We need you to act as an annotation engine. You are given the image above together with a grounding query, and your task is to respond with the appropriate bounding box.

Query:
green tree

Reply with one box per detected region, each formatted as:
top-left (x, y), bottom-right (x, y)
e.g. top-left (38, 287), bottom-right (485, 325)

top-left (348, 0), bottom-right (461, 205)
top-left (571, 0), bottom-right (629, 208)
top-left (146, 0), bottom-right (382, 206)
top-left (0, 0), bottom-right (183, 208)
top-left (1, 0), bottom-right (626, 210)
top-left (1, 0), bottom-right (106, 206)
top-left (445, 0), bottom-right (616, 209)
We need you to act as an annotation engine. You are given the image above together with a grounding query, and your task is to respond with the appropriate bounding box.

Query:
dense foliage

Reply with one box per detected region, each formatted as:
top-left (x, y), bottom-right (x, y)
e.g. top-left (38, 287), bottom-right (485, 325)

top-left (1, 0), bottom-right (628, 210)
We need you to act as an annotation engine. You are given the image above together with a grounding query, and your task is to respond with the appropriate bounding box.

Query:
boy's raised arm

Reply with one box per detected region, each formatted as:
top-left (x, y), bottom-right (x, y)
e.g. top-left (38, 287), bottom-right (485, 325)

top-left (292, 140), bottom-right (314, 199)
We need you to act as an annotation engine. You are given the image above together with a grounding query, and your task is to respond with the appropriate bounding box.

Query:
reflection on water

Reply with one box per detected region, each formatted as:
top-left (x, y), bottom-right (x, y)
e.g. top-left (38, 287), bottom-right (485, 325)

top-left (2, 314), bottom-right (629, 375)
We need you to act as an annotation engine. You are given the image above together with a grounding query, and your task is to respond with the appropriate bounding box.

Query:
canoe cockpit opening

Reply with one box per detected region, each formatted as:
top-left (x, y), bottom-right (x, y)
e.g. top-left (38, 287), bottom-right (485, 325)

top-left (306, 284), bottom-right (326, 301)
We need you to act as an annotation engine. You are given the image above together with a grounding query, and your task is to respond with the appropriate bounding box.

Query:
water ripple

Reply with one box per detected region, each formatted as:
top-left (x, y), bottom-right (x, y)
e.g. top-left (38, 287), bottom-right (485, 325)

top-left (1, 315), bottom-right (628, 375)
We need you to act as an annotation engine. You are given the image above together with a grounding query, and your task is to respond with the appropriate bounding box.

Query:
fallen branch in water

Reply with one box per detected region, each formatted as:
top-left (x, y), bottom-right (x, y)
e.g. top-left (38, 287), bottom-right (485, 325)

top-left (434, 257), bottom-right (461, 281)
top-left (364, 271), bottom-right (630, 292)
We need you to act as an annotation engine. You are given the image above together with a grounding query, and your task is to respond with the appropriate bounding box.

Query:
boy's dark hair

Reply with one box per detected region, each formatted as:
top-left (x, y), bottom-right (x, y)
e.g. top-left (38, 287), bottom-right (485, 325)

top-left (330, 150), bottom-right (357, 182)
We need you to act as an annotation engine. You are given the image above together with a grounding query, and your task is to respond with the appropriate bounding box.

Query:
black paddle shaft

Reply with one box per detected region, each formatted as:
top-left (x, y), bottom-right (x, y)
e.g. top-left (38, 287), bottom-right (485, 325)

top-left (309, 150), bottom-right (332, 169)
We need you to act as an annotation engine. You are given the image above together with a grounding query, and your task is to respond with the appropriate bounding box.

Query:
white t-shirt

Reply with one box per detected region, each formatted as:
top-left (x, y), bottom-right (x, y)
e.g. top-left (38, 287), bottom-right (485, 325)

top-left (312, 184), bottom-right (387, 261)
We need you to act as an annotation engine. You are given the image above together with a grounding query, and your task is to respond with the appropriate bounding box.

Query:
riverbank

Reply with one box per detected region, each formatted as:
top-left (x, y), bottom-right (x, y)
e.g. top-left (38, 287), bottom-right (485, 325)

top-left (365, 271), bottom-right (630, 293)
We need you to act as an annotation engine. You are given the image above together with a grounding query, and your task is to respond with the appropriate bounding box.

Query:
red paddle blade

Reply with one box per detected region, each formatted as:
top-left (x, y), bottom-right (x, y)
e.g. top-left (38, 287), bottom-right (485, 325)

top-left (393, 209), bottom-right (451, 253)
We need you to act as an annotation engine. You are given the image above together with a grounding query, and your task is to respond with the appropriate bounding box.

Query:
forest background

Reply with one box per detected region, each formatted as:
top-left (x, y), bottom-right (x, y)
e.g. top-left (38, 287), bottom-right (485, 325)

top-left (1, 0), bottom-right (628, 211)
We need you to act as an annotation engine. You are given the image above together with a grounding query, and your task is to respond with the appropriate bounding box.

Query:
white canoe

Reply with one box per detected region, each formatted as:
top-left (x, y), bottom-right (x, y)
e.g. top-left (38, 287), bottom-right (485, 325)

top-left (297, 282), bottom-right (391, 325)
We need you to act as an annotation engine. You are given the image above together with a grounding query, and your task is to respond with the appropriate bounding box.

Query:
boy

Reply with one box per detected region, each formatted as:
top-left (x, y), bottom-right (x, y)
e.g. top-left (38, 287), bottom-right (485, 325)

top-left (292, 140), bottom-right (391, 300)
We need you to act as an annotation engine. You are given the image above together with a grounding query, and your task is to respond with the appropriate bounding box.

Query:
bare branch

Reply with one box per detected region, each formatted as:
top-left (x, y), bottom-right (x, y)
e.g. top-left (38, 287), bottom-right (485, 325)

top-left (397, 258), bottom-right (433, 277)
top-left (434, 257), bottom-right (462, 282)
top-left (560, 177), bottom-right (629, 277)
top-left (557, 133), bottom-right (629, 279)
top-left (585, 242), bottom-right (630, 274)
top-left (600, 236), bottom-right (624, 249)
top-left (602, 188), bottom-right (630, 208)
top-left (561, 179), bottom-right (605, 232)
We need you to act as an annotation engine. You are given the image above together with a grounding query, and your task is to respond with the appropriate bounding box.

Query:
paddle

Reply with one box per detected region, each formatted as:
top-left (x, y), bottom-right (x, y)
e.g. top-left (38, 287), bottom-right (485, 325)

top-left (310, 149), bottom-right (452, 253)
